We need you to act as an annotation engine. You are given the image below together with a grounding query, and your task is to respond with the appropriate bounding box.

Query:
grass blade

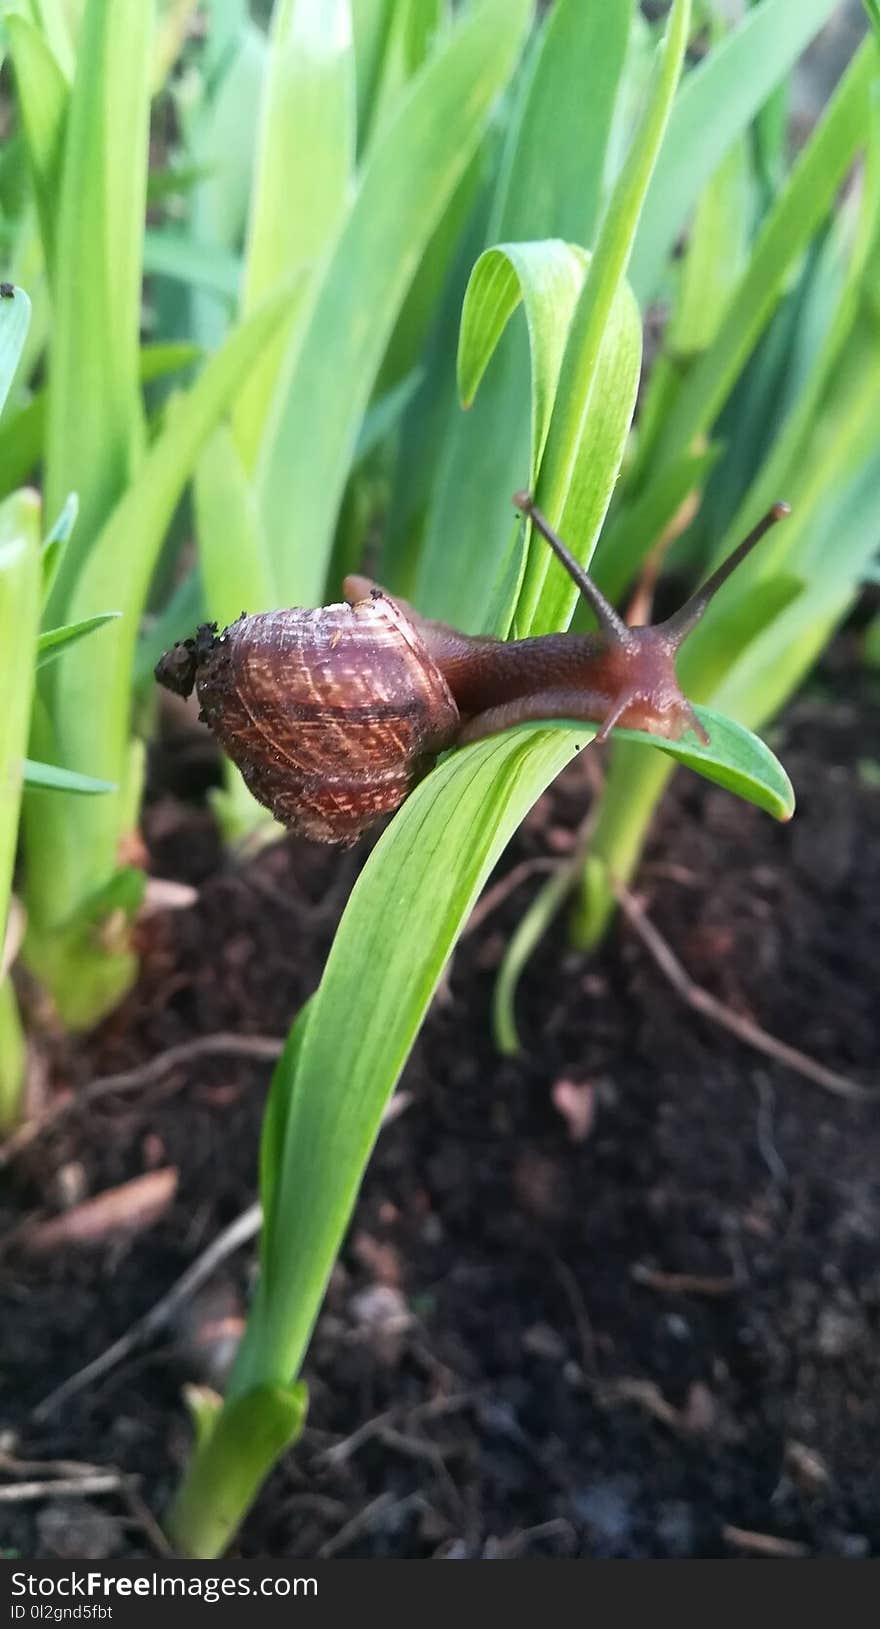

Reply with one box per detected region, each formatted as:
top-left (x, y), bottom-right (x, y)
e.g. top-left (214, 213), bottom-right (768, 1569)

top-left (519, 0), bottom-right (692, 635)
top-left (143, 232), bottom-right (242, 301)
top-left (229, 696), bottom-right (790, 1395)
top-left (0, 491), bottom-right (41, 937)
top-left (257, 0), bottom-right (532, 607)
top-left (5, 16), bottom-right (69, 281)
top-left (649, 38), bottom-right (877, 477)
top-left (35, 611), bottom-right (120, 668)
top-left (631, 0), bottom-right (843, 300)
top-left (22, 286), bottom-right (298, 1002)
top-left (229, 722), bottom-right (588, 1393)
top-left (412, 0), bottom-right (631, 631)
top-left (233, 0), bottom-right (356, 471)
top-left (45, 0), bottom-right (154, 616)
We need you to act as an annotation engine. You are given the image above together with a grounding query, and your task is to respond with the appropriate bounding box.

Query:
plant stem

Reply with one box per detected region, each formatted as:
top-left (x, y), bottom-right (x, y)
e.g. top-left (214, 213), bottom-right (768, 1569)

top-left (0, 978), bottom-right (26, 1134)
top-left (570, 741), bottom-right (674, 950)
top-left (165, 1382), bottom-right (306, 1559)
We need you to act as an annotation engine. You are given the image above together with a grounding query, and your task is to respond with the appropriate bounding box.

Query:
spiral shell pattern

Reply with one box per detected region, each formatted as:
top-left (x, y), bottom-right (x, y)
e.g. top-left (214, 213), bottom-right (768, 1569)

top-left (194, 594), bottom-right (460, 843)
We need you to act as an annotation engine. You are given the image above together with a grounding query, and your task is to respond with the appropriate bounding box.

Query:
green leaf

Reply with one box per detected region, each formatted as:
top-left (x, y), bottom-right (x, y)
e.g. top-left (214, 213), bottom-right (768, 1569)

top-left (354, 367), bottom-right (424, 463)
top-left (0, 286), bottom-right (31, 419)
top-left (194, 421), bottom-right (275, 837)
top-left (412, 0), bottom-right (631, 632)
top-left (0, 490), bottom-right (41, 943)
top-left (649, 39), bottom-right (877, 476)
top-left (518, 0), bottom-right (692, 636)
top-left (0, 343), bottom-right (202, 506)
top-left (447, 240), bottom-right (641, 640)
top-left (34, 284), bottom-right (297, 914)
top-left (143, 231), bottom-right (242, 300)
top-left (615, 706), bottom-right (794, 822)
top-left (133, 567), bottom-right (204, 690)
top-left (22, 759), bottom-right (116, 796)
top-left (195, 425), bottom-right (273, 627)
top-left (592, 443), bottom-right (721, 605)
top-left (5, 15), bottom-right (69, 281)
top-left (25, 0), bottom-right (76, 78)
top-left (229, 698), bottom-right (790, 1395)
top-left (233, 0), bottom-right (356, 471)
top-left (351, 0), bottom-right (392, 150)
top-left (182, 15), bottom-right (267, 352)
top-left (36, 611), bottom-right (120, 668)
top-left (257, 0), bottom-right (532, 607)
top-left (229, 723), bottom-right (588, 1394)
top-left (166, 1382), bottom-right (307, 1561)
top-left (45, 0), bottom-right (154, 616)
top-left (458, 241), bottom-right (589, 480)
top-left (492, 860), bottom-right (575, 1055)
top-left (41, 493), bottom-right (79, 599)
top-left (631, 0), bottom-right (844, 301)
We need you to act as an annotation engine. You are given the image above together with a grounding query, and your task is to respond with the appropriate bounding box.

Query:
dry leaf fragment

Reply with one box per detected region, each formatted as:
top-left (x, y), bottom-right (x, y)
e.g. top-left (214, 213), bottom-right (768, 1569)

top-left (23, 1168), bottom-right (178, 1253)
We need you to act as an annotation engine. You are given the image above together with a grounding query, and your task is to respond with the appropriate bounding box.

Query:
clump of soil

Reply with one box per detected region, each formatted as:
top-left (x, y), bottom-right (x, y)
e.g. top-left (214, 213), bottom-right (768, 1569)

top-left (1, 679), bottom-right (878, 1560)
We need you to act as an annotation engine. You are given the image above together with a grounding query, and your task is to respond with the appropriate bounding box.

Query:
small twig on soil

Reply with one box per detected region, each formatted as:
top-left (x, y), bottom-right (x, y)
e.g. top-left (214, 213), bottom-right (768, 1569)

top-left (630, 1264), bottom-right (738, 1298)
top-left (318, 1394), bottom-right (474, 1470)
top-left (32, 1203), bottom-right (262, 1421)
top-left (722, 1523), bottom-right (808, 1559)
top-left (317, 1490), bottom-right (420, 1560)
top-left (612, 879), bottom-right (876, 1102)
top-left (0, 1450), bottom-right (105, 1479)
top-left (0, 1473), bottom-right (125, 1502)
top-left (487, 1519), bottom-right (577, 1559)
top-left (0, 1033), bottom-right (285, 1167)
top-left (593, 1377), bottom-right (686, 1433)
top-left (119, 1482), bottom-right (175, 1558)
top-left (551, 1256), bottom-right (598, 1376)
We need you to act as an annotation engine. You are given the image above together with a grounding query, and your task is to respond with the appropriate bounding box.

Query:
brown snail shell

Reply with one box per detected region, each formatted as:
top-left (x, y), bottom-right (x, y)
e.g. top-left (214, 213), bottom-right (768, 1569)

top-left (183, 593), bottom-right (460, 844)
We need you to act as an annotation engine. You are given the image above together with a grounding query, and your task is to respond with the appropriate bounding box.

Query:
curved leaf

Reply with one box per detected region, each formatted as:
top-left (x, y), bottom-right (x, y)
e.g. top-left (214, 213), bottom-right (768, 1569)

top-left (517, 0), bottom-right (691, 635)
top-left (412, 0), bottom-right (630, 632)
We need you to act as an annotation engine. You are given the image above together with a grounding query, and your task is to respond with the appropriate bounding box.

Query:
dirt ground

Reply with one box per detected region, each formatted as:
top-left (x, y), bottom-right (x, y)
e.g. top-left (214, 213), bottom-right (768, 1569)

top-left (1, 654), bottom-right (878, 1560)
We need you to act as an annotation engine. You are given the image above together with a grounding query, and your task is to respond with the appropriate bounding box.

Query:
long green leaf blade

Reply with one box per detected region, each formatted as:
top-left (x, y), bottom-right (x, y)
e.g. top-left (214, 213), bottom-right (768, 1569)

top-left (631, 0), bottom-right (843, 300)
top-left (257, 0), bottom-right (532, 607)
top-left (5, 16), bottom-right (69, 281)
top-left (230, 697), bottom-right (791, 1393)
top-left (45, 0), bottom-right (154, 616)
top-left (233, 0), bottom-right (356, 472)
top-left (230, 723), bottom-right (586, 1392)
top-left (651, 38), bottom-right (877, 475)
top-left (519, 0), bottom-right (692, 635)
top-left (31, 286), bottom-right (297, 912)
top-left (413, 0), bottom-right (631, 631)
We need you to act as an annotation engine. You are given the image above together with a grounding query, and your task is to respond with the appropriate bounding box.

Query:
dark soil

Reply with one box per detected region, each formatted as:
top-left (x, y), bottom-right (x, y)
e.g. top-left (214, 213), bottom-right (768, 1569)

top-left (1, 673), bottom-right (879, 1561)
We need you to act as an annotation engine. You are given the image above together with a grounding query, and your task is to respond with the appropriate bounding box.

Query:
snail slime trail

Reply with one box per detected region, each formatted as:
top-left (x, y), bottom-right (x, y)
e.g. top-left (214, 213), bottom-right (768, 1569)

top-left (155, 494), bottom-right (790, 843)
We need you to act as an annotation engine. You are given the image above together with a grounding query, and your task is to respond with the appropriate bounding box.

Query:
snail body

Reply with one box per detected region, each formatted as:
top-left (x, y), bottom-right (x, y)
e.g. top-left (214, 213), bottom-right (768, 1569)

top-left (156, 494), bottom-right (789, 844)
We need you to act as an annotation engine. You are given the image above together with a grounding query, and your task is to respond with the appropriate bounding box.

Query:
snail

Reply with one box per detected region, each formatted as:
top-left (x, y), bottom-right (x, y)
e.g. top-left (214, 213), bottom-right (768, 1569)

top-left (155, 493), bottom-right (789, 844)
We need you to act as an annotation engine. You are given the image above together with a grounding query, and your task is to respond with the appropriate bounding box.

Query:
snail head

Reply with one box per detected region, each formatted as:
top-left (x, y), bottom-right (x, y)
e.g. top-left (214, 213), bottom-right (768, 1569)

top-left (154, 622), bottom-right (220, 699)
